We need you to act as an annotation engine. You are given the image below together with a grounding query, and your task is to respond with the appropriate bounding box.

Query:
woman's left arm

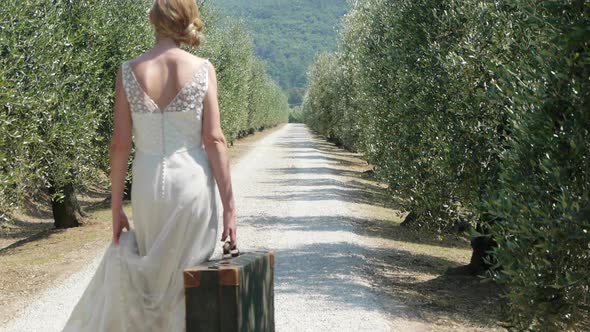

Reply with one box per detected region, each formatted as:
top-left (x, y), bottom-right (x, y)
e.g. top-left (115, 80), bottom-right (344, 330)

top-left (110, 66), bottom-right (132, 245)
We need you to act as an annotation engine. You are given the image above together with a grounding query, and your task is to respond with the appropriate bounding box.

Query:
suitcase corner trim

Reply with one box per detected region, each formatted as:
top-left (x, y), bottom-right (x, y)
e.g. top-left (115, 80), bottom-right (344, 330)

top-left (184, 268), bottom-right (202, 288)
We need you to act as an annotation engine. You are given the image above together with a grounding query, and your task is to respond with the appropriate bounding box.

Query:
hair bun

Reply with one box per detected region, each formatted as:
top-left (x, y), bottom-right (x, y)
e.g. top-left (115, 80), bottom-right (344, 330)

top-left (181, 17), bottom-right (203, 47)
top-left (191, 17), bottom-right (204, 32)
top-left (151, 0), bottom-right (204, 48)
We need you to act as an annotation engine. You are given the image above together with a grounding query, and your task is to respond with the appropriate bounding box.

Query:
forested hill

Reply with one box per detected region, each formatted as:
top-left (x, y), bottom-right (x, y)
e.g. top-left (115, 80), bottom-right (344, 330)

top-left (212, 0), bottom-right (348, 106)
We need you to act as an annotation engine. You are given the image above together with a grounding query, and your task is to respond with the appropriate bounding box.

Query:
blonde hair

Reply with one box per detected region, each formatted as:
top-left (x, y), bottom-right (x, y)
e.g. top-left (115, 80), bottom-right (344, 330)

top-left (151, 0), bottom-right (204, 47)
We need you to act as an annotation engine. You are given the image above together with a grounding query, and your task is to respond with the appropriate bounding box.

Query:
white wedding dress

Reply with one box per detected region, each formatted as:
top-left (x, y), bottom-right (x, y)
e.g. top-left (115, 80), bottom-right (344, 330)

top-left (62, 59), bottom-right (219, 331)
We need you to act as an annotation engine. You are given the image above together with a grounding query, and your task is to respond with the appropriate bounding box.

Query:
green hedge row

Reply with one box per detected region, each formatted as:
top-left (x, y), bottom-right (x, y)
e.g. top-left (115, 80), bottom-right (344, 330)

top-left (199, 13), bottom-right (289, 142)
top-left (302, 0), bottom-right (589, 329)
top-left (0, 1), bottom-right (289, 226)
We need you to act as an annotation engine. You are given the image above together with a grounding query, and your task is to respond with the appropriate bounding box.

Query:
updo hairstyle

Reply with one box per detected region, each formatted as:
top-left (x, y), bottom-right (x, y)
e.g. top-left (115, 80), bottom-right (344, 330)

top-left (150, 0), bottom-right (204, 48)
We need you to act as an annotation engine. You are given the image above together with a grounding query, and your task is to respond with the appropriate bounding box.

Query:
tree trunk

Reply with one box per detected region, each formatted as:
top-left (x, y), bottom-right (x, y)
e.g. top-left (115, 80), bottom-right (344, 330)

top-left (48, 177), bottom-right (82, 229)
top-left (446, 214), bottom-right (497, 276)
top-left (466, 227), bottom-right (497, 275)
top-left (400, 210), bottom-right (417, 227)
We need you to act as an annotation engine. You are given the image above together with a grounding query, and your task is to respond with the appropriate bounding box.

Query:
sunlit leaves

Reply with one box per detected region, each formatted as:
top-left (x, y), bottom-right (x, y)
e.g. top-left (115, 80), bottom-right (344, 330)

top-left (302, 0), bottom-right (589, 329)
top-left (0, 1), bottom-right (288, 217)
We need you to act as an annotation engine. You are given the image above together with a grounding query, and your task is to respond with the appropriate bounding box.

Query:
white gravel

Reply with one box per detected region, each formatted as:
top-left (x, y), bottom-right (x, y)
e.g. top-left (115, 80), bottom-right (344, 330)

top-left (2, 123), bottom-right (434, 332)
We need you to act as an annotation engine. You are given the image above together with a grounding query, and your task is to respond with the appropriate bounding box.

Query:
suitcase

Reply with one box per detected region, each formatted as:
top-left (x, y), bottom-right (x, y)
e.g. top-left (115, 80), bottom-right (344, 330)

top-left (183, 249), bottom-right (275, 332)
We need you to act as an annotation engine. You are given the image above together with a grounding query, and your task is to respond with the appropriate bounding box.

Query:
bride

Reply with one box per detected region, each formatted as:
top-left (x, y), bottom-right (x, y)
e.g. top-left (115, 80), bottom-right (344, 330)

top-left (62, 0), bottom-right (237, 330)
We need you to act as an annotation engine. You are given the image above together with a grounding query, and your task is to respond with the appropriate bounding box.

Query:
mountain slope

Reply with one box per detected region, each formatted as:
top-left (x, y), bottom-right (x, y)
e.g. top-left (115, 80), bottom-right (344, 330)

top-left (212, 0), bottom-right (348, 106)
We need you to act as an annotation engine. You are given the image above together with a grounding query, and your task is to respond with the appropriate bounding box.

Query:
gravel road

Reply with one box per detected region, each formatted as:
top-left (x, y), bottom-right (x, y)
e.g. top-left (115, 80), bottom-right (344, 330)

top-left (3, 123), bottom-right (437, 332)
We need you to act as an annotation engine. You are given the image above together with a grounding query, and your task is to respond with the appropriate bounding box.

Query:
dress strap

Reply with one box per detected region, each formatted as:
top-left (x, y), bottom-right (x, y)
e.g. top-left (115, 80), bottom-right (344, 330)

top-left (202, 59), bottom-right (209, 97)
top-left (200, 59), bottom-right (210, 70)
top-left (121, 61), bottom-right (131, 99)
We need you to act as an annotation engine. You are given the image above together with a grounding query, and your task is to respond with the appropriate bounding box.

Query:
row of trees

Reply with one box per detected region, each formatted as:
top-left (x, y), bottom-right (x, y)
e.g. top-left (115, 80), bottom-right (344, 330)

top-left (0, 1), bottom-right (289, 228)
top-left (302, 0), bottom-right (589, 330)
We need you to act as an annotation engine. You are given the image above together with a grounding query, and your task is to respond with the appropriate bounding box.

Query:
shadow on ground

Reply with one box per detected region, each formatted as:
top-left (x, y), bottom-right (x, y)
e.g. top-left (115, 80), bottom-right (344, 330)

top-left (241, 214), bottom-right (504, 328)
top-left (243, 124), bottom-right (505, 329)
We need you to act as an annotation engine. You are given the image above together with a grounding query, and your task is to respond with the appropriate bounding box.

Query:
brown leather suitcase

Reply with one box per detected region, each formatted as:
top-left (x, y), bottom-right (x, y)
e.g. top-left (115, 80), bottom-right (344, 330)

top-left (183, 249), bottom-right (275, 332)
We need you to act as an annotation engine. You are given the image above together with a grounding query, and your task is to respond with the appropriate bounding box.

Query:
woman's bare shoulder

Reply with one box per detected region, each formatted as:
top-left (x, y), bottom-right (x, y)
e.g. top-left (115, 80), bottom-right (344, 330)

top-left (124, 50), bottom-right (209, 69)
top-left (188, 53), bottom-right (210, 67)
top-left (124, 53), bottom-right (151, 70)
top-left (127, 51), bottom-right (152, 64)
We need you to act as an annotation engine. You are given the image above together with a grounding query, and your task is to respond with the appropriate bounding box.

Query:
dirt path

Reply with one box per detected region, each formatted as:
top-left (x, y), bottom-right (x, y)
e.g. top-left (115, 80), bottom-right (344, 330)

top-left (0, 125), bottom-right (284, 328)
top-left (2, 124), bottom-right (504, 331)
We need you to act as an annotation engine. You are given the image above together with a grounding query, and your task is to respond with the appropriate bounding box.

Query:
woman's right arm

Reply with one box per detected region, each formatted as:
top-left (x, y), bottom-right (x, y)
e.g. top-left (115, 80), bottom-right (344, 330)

top-left (201, 60), bottom-right (237, 248)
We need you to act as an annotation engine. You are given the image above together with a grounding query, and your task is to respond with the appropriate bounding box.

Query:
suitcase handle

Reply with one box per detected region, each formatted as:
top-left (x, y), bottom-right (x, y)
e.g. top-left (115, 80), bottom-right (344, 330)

top-left (222, 240), bottom-right (240, 258)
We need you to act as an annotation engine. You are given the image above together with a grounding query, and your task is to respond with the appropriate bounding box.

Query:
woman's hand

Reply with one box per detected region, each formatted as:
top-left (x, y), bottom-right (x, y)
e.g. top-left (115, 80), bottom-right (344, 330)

top-left (112, 207), bottom-right (130, 246)
top-left (221, 208), bottom-right (237, 249)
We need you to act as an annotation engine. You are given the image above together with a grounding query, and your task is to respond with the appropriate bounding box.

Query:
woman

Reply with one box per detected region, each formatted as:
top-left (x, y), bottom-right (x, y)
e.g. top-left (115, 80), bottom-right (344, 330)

top-left (62, 0), bottom-right (236, 330)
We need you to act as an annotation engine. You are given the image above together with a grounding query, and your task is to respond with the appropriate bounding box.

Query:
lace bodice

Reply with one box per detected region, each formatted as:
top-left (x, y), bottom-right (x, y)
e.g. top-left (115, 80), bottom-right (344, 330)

top-left (121, 59), bottom-right (209, 156)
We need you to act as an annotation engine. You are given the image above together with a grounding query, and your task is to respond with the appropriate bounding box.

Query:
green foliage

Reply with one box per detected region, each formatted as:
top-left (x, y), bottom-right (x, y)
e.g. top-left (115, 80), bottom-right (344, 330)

top-left (213, 0), bottom-right (348, 106)
top-left (302, 52), bottom-right (359, 149)
top-left (201, 18), bottom-right (254, 143)
top-left (0, 1), bottom-right (288, 218)
top-left (199, 11), bottom-right (289, 143)
top-left (302, 0), bottom-right (590, 329)
top-left (305, 0), bottom-right (505, 228)
top-left (246, 58), bottom-right (289, 132)
top-left (288, 106), bottom-right (304, 123)
top-left (0, 0), bottom-right (151, 212)
top-left (485, 1), bottom-right (590, 329)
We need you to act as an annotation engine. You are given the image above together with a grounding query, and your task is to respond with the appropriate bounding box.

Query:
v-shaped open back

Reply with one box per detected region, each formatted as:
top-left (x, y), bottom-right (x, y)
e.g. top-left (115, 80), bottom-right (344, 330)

top-left (120, 58), bottom-right (211, 157)
top-left (122, 59), bottom-right (209, 114)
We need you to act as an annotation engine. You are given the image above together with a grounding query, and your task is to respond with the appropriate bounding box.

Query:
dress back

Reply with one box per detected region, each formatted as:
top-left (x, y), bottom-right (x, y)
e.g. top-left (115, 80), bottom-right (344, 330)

top-left (121, 59), bottom-right (210, 155)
